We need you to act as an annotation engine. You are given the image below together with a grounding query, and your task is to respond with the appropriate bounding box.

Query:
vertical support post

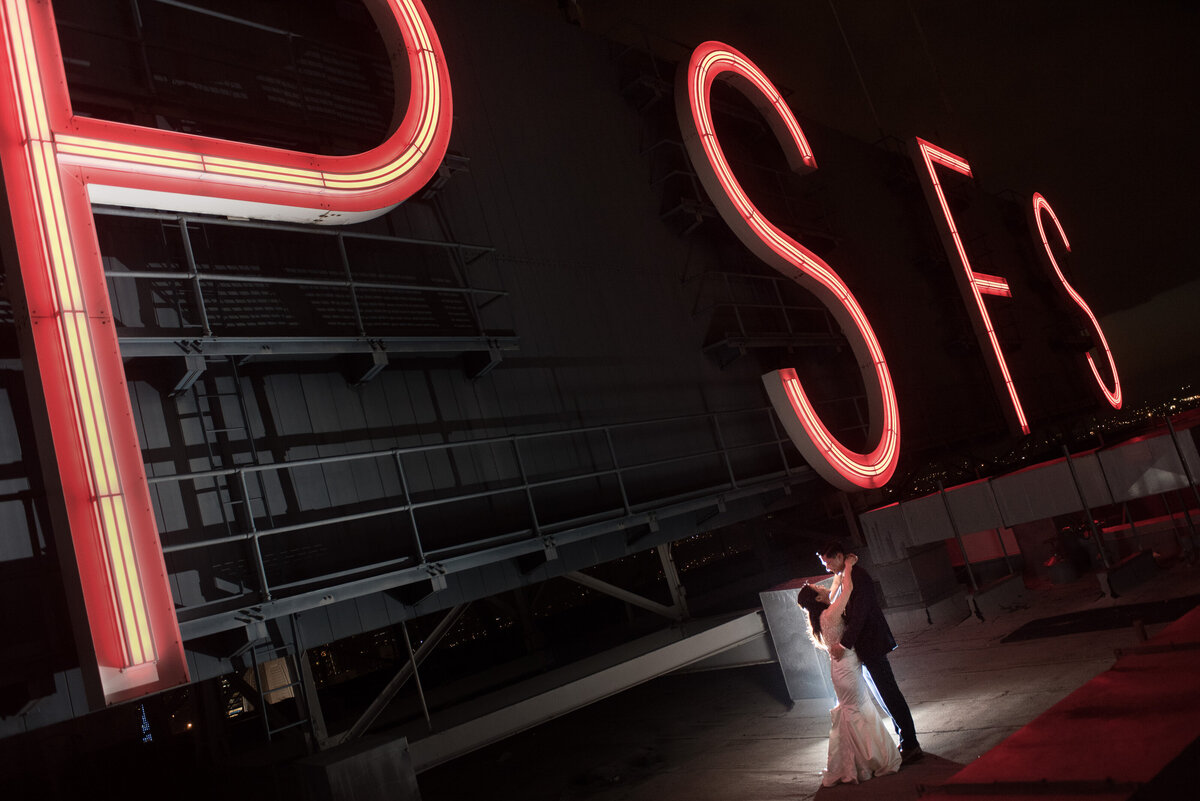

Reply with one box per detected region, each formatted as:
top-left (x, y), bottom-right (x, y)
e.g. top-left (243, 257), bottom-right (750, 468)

top-left (393, 452), bottom-right (426, 564)
top-left (712, 415), bottom-right (739, 489)
top-left (512, 440), bottom-right (541, 537)
top-left (726, 273), bottom-right (747, 339)
top-left (177, 216), bottom-right (212, 336)
top-left (605, 428), bottom-right (632, 515)
top-left (938, 479), bottom-right (977, 592)
top-left (996, 528), bottom-right (1016, 575)
top-left (1163, 416), bottom-right (1200, 552)
top-left (1122, 503), bottom-right (1144, 551)
top-left (767, 410), bottom-right (793, 476)
top-left (336, 232), bottom-right (367, 336)
top-left (290, 614), bottom-right (330, 750)
top-left (1159, 488), bottom-right (1190, 557)
top-left (249, 643), bottom-right (273, 741)
top-left (338, 604), bottom-right (468, 745)
top-left (1062, 445), bottom-right (1111, 569)
top-left (1097, 451), bottom-right (1143, 554)
top-left (772, 277), bottom-right (794, 336)
top-left (656, 542), bottom-right (689, 620)
top-left (839, 491), bottom-right (864, 548)
top-left (238, 469), bottom-right (272, 600)
top-left (400, 620), bottom-right (432, 733)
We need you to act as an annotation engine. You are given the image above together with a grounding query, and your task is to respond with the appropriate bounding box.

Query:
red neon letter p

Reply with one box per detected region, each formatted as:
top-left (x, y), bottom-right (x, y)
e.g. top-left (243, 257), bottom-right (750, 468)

top-left (0, 0), bottom-right (452, 705)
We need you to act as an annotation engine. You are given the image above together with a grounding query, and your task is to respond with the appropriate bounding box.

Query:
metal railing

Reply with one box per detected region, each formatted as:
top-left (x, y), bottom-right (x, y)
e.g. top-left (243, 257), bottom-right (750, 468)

top-left (150, 405), bottom-right (808, 614)
top-left (99, 208), bottom-right (506, 354)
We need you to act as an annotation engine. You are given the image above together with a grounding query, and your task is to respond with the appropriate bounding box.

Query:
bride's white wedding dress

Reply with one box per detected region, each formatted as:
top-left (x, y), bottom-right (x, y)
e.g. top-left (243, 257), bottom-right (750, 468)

top-left (820, 584), bottom-right (901, 786)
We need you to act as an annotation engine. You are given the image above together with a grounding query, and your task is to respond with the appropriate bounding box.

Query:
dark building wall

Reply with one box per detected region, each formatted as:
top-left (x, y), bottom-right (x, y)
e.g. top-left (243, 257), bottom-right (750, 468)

top-left (0, 0), bottom-right (1113, 743)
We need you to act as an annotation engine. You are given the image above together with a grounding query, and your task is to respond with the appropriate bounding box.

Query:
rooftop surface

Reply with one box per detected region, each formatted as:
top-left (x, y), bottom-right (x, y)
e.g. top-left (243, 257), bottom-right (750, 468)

top-left (417, 559), bottom-right (1200, 801)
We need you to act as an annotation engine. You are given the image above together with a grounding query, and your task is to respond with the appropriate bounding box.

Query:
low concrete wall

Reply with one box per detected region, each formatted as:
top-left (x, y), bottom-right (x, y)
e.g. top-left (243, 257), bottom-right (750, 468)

top-left (1096, 549), bottom-right (1159, 598)
top-left (968, 573), bottom-right (1026, 621)
top-left (298, 734), bottom-right (421, 801)
top-left (884, 587), bottom-right (971, 635)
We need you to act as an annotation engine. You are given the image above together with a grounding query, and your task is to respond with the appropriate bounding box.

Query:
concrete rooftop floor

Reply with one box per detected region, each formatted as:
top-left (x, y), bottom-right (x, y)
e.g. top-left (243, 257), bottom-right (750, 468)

top-left (417, 559), bottom-right (1200, 801)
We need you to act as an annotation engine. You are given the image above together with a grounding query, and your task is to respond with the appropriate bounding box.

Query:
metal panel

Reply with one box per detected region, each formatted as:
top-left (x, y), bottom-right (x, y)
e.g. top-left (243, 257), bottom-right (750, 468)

top-left (991, 453), bottom-right (1113, 527)
top-left (943, 479), bottom-right (1005, 534)
top-left (861, 432), bottom-right (1199, 557)
top-left (1100, 431), bottom-right (1200, 502)
top-left (297, 608), bottom-right (335, 650)
top-left (901, 493), bottom-right (956, 545)
top-left (327, 597), bottom-right (364, 642)
top-left (859, 503), bottom-right (908, 563)
top-left (354, 595), bottom-right (391, 634)
top-left (760, 585), bottom-right (836, 703)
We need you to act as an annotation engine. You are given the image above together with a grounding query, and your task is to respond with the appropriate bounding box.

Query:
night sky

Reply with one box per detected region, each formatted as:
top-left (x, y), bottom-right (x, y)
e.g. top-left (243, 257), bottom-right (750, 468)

top-left (568, 0), bottom-right (1199, 404)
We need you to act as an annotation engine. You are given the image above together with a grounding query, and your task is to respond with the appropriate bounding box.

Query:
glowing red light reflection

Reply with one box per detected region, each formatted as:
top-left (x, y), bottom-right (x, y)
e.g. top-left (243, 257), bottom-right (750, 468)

top-left (677, 42), bottom-right (899, 491)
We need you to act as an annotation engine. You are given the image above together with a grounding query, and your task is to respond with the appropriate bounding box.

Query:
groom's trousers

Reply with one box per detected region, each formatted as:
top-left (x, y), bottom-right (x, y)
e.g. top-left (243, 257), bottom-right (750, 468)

top-left (861, 653), bottom-right (918, 749)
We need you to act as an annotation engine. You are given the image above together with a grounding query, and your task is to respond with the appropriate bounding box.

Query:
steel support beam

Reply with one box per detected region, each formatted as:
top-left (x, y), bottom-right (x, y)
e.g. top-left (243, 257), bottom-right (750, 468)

top-left (407, 611), bottom-right (767, 772)
top-left (334, 603), bottom-right (470, 746)
top-left (656, 542), bottom-right (689, 620)
top-left (564, 570), bottom-right (683, 621)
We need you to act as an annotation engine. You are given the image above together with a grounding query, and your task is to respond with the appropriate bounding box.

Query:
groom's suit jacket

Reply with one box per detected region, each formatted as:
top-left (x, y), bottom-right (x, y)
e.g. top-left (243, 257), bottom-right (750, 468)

top-left (839, 565), bottom-right (897, 661)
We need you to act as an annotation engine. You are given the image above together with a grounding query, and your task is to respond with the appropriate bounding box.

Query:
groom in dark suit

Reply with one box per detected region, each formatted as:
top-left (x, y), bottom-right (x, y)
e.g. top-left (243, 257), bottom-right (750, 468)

top-left (819, 538), bottom-right (923, 763)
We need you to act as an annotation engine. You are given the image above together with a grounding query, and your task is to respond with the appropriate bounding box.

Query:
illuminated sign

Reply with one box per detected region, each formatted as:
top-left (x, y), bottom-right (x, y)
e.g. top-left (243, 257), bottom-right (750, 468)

top-left (910, 138), bottom-right (1030, 435)
top-left (676, 42), bottom-right (900, 492)
top-left (0, 0), bottom-right (452, 706)
top-left (0, 8), bottom-right (1119, 707)
top-left (1030, 193), bottom-right (1122, 409)
top-left (676, 42), bottom-right (1117, 488)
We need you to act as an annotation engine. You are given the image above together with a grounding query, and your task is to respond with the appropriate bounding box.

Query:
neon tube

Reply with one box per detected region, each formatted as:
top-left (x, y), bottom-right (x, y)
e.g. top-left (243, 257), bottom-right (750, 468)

top-left (0, 0), bottom-right (452, 705)
top-left (677, 42), bottom-right (899, 491)
top-left (1030, 193), bottom-right (1121, 408)
top-left (912, 138), bottom-right (1029, 435)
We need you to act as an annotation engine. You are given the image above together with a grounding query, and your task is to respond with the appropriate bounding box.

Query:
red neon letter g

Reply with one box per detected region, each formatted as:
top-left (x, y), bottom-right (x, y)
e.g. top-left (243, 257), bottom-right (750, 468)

top-left (676, 42), bottom-right (899, 491)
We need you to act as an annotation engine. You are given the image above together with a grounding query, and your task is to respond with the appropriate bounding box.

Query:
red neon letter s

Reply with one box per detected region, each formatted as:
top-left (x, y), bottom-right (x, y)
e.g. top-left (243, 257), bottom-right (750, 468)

top-left (910, 138), bottom-right (1030, 435)
top-left (0, 0), bottom-right (451, 705)
top-left (676, 43), bottom-right (899, 491)
top-left (1029, 193), bottom-right (1121, 409)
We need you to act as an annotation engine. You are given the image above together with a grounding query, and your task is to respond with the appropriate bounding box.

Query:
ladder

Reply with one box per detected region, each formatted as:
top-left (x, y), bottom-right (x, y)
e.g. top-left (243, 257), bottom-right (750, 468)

top-left (181, 355), bottom-right (277, 600)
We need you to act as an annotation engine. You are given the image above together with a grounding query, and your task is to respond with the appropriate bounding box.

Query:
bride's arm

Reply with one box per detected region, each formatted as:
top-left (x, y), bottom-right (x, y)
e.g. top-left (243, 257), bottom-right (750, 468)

top-left (829, 557), bottom-right (857, 615)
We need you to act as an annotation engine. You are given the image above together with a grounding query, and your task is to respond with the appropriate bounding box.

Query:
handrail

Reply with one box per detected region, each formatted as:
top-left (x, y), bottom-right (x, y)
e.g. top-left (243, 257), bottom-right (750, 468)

top-left (98, 208), bottom-right (503, 343)
top-left (106, 268), bottom-right (505, 297)
top-left (94, 206), bottom-right (495, 254)
top-left (153, 405), bottom-right (803, 609)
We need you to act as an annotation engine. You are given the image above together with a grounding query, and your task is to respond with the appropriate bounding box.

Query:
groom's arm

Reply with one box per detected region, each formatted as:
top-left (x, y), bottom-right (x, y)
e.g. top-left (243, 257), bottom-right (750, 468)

top-left (840, 566), bottom-right (875, 650)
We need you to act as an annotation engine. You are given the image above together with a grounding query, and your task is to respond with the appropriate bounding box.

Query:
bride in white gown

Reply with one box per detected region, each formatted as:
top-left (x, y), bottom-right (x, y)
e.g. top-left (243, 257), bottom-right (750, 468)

top-left (797, 556), bottom-right (901, 786)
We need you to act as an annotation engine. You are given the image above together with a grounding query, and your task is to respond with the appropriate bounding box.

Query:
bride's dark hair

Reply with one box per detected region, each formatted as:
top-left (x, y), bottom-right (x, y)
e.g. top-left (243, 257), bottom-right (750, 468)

top-left (797, 584), bottom-right (829, 650)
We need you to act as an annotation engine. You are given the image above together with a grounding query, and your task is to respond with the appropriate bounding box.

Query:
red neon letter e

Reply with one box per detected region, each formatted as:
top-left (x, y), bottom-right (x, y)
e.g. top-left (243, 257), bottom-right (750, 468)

top-left (911, 137), bottom-right (1030, 435)
top-left (1030, 193), bottom-right (1121, 408)
top-left (0, 0), bottom-right (452, 706)
top-left (676, 43), bottom-right (899, 491)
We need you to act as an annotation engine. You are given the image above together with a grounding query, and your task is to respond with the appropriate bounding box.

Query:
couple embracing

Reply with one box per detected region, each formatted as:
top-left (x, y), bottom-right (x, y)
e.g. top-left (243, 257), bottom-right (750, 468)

top-left (796, 539), bottom-right (922, 787)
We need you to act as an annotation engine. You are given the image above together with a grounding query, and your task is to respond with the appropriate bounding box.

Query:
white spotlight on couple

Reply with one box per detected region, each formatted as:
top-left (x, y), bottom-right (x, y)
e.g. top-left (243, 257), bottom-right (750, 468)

top-left (797, 542), bottom-right (922, 786)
